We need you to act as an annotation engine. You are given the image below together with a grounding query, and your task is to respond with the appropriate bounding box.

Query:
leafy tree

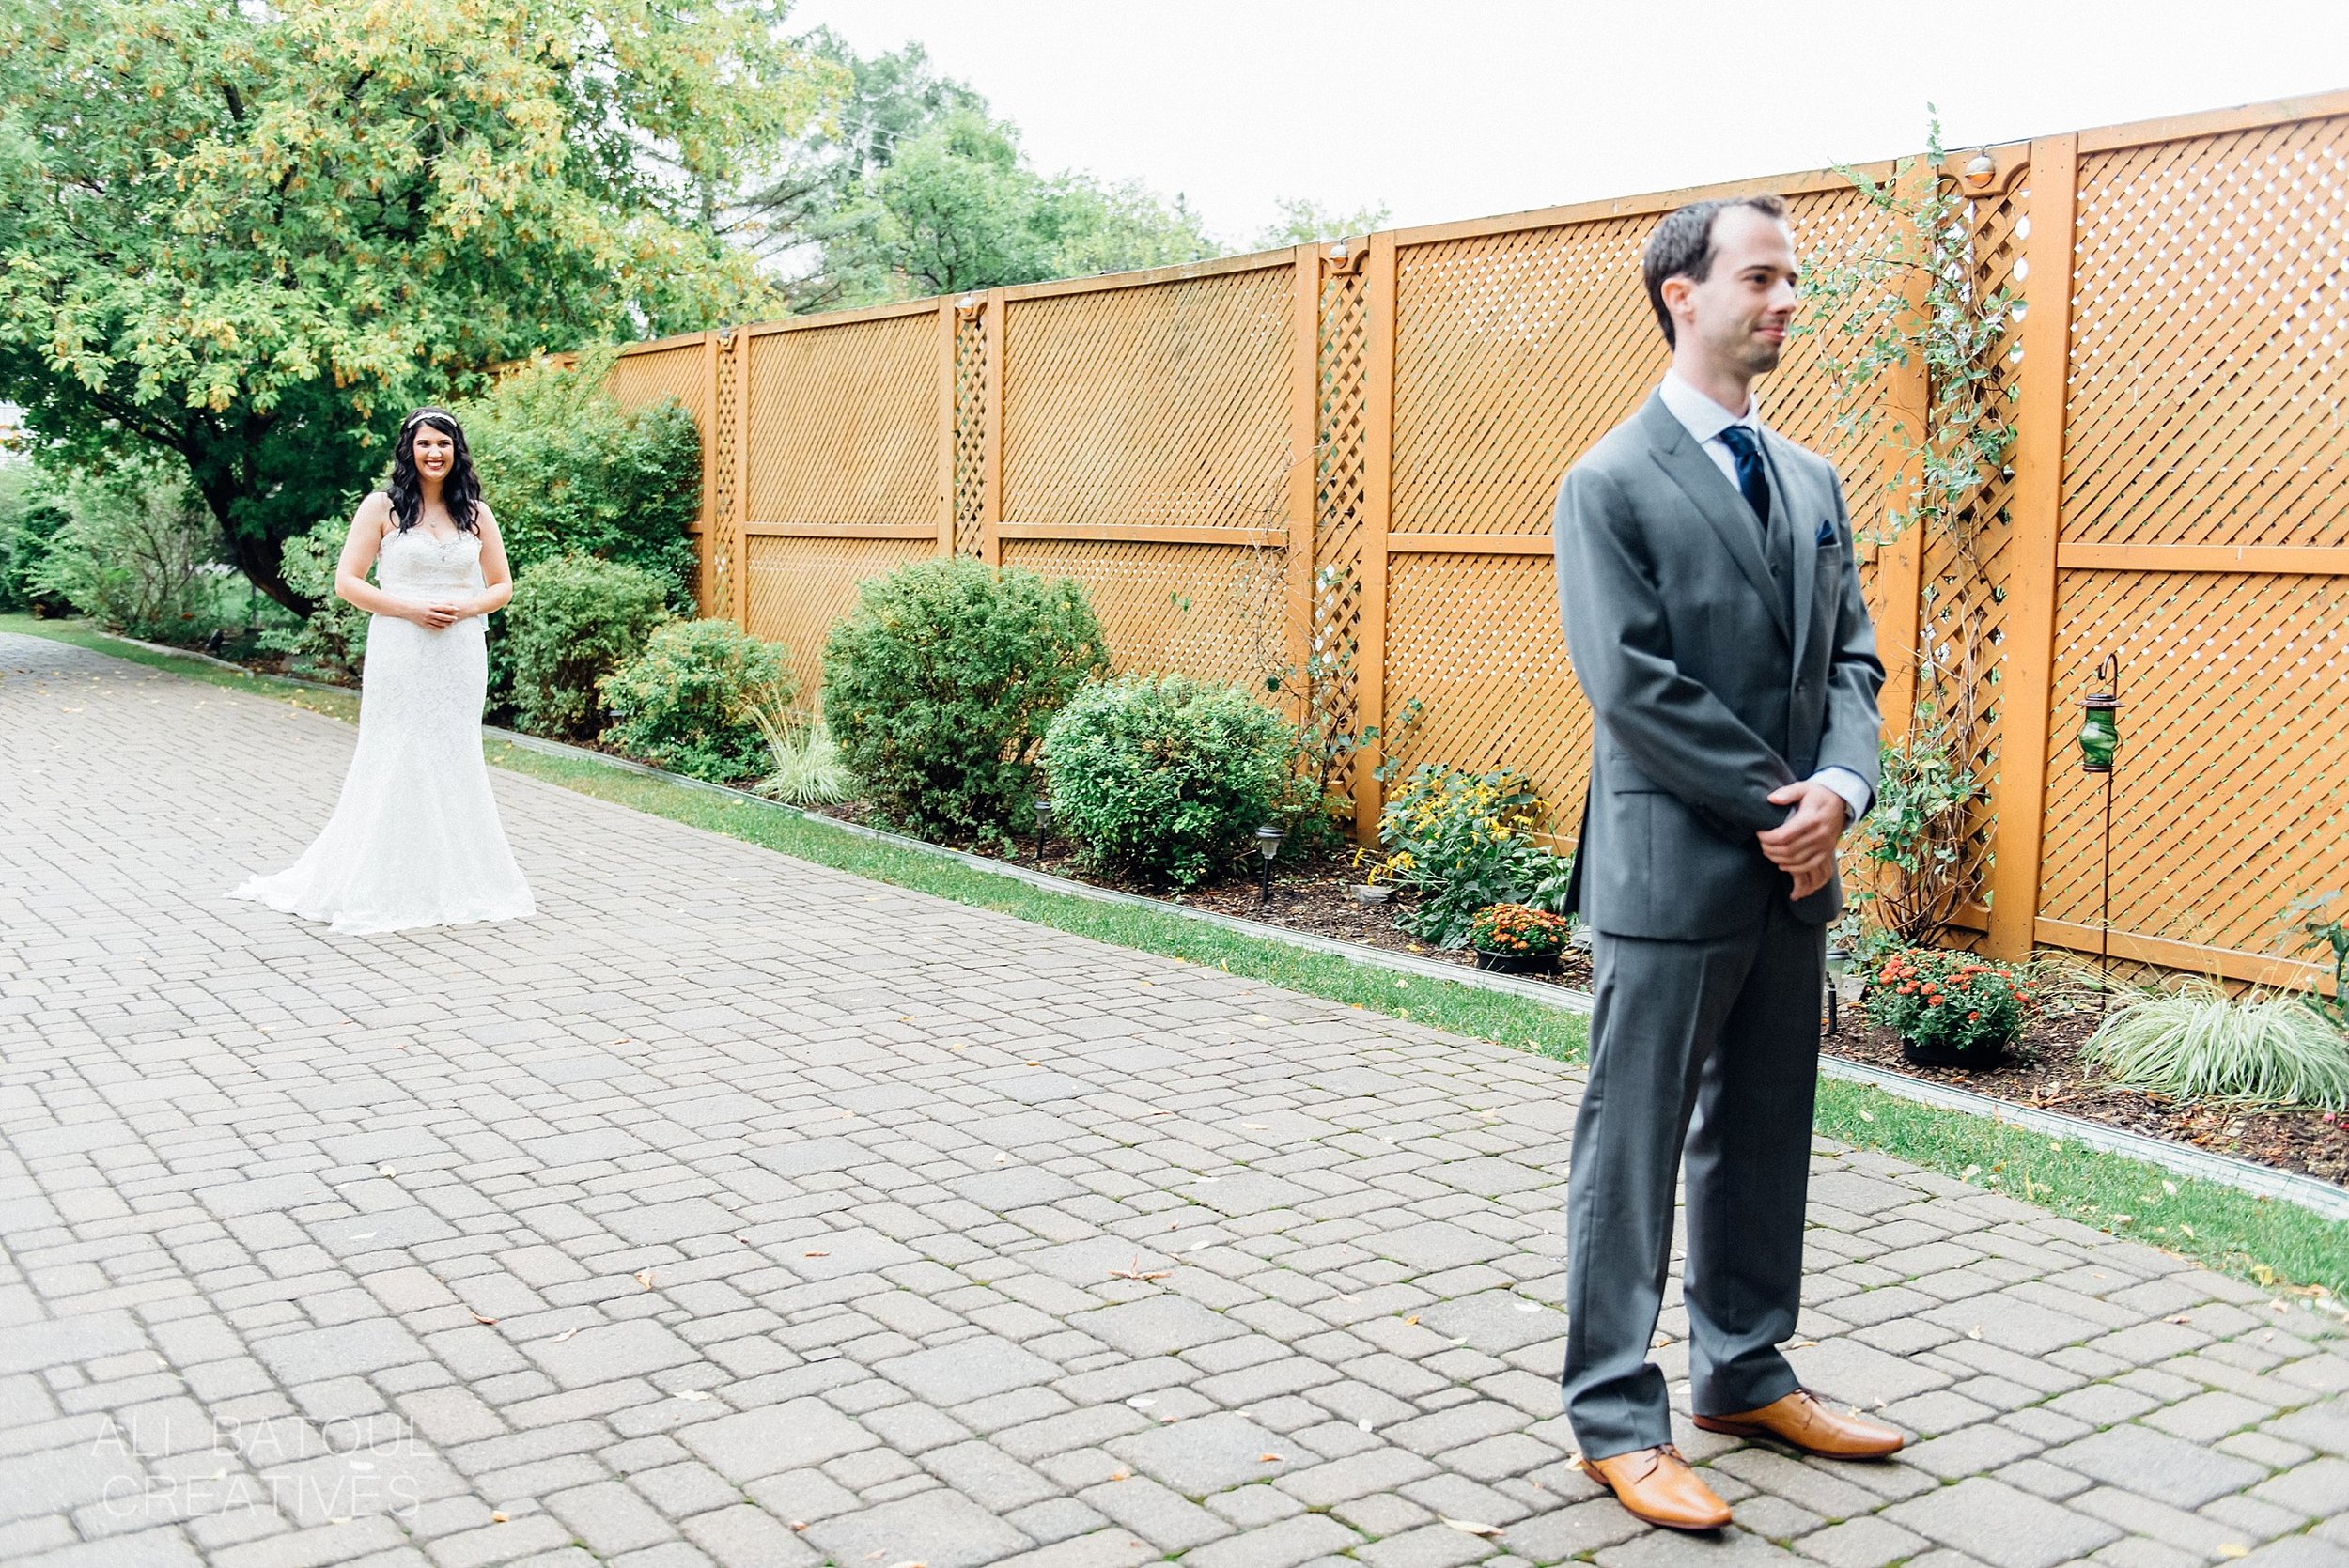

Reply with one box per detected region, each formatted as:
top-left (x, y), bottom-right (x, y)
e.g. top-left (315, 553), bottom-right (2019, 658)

top-left (1252, 198), bottom-right (1392, 250)
top-left (717, 34), bottom-right (989, 304)
top-left (813, 107), bottom-right (1221, 300)
top-left (0, 0), bottom-right (838, 613)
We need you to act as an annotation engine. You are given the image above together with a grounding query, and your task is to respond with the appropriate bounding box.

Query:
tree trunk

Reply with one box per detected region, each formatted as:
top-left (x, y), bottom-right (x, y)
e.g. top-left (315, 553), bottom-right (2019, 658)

top-left (194, 473), bottom-right (314, 617)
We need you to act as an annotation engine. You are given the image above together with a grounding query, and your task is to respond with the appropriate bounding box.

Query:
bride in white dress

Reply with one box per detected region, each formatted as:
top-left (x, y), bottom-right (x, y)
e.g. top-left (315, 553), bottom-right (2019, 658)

top-left (229, 407), bottom-right (536, 933)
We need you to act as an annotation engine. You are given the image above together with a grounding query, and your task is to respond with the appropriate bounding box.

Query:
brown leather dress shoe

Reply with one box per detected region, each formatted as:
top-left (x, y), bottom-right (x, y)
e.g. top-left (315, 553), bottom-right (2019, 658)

top-left (1580, 1444), bottom-right (1733, 1530)
top-left (1693, 1389), bottom-right (1905, 1457)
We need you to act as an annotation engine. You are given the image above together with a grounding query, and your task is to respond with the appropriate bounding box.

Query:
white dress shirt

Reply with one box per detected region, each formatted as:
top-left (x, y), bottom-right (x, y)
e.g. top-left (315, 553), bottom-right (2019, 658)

top-left (1656, 371), bottom-right (1873, 828)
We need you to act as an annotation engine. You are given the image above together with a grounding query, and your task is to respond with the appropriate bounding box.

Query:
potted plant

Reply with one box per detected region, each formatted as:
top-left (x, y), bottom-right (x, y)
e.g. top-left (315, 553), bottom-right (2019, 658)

top-left (1470, 903), bottom-right (1573, 975)
top-left (1864, 948), bottom-right (2030, 1067)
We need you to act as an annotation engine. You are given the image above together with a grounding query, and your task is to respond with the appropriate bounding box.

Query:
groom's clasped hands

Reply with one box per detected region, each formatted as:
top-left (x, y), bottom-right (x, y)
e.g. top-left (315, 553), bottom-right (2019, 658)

top-left (1757, 779), bottom-right (1849, 901)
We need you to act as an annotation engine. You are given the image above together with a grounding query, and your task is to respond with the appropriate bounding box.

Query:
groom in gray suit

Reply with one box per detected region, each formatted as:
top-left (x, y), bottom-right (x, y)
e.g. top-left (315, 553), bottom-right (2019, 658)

top-left (1550, 194), bottom-right (1902, 1531)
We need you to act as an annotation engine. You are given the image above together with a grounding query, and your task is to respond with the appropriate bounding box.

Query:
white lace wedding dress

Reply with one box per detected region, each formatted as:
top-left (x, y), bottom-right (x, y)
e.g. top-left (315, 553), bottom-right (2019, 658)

top-left (228, 527), bottom-right (535, 933)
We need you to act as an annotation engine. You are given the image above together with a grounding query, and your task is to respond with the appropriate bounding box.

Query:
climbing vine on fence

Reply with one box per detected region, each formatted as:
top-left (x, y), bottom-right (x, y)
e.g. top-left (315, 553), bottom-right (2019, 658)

top-left (1798, 118), bottom-right (2021, 947)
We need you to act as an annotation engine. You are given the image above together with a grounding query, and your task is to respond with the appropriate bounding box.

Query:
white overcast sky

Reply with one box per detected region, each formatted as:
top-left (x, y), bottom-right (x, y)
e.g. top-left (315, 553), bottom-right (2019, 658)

top-left (786, 0), bottom-right (2341, 243)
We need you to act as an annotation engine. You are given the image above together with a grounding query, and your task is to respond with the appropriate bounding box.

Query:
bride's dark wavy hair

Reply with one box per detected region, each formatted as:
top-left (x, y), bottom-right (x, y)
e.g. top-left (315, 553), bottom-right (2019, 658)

top-left (386, 407), bottom-right (483, 533)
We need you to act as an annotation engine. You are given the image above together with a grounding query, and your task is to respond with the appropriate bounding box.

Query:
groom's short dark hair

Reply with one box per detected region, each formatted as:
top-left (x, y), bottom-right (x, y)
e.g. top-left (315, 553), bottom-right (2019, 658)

top-left (1641, 194), bottom-right (1788, 349)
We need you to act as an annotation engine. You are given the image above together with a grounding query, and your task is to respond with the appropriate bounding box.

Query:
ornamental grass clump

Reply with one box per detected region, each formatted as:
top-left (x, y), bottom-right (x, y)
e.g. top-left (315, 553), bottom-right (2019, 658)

top-left (1863, 948), bottom-right (2030, 1060)
top-left (751, 708), bottom-right (854, 806)
top-left (1040, 674), bottom-right (1292, 890)
top-left (2082, 983), bottom-right (2349, 1111)
top-left (1470, 904), bottom-right (1573, 958)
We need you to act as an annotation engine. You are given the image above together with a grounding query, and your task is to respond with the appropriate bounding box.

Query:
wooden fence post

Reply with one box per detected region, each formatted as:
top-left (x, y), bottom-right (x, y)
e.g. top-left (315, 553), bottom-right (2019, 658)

top-left (1353, 232), bottom-right (1397, 845)
top-left (936, 301), bottom-right (957, 560)
top-left (1983, 133), bottom-right (2078, 960)
top-left (981, 287), bottom-right (1006, 567)
top-left (699, 331), bottom-right (720, 616)
top-left (729, 328), bottom-right (751, 629)
top-left (1287, 247), bottom-right (1320, 703)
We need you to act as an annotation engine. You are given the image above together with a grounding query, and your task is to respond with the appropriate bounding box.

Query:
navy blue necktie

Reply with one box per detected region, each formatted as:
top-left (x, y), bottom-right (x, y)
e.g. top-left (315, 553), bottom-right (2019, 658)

top-left (1716, 425), bottom-right (1771, 534)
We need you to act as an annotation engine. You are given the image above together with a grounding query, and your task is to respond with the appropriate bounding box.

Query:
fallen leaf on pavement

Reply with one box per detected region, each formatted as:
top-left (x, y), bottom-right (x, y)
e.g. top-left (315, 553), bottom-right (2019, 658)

top-left (1258, 1453), bottom-right (1283, 1463)
top-left (803, 1250), bottom-right (831, 1258)
top-left (1442, 1519), bottom-right (1502, 1538)
top-left (470, 1312), bottom-right (497, 1326)
top-left (552, 1328), bottom-right (578, 1343)
top-left (1108, 1256), bottom-right (1171, 1282)
top-left (634, 1270), bottom-right (655, 1290)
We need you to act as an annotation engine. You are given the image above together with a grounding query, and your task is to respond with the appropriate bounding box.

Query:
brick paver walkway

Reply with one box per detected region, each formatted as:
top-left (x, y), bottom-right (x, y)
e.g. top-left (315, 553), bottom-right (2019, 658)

top-left (3, 630), bottom-right (2345, 1568)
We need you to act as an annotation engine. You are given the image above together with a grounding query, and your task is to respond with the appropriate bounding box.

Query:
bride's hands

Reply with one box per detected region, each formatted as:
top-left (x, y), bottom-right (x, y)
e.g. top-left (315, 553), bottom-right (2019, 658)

top-left (412, 599), bottom-right (468, 630)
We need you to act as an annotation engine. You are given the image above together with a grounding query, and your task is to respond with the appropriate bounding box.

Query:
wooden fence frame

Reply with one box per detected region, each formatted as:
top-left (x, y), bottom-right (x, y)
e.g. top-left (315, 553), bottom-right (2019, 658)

top-left (604, 87), bottom-right (2349, 992)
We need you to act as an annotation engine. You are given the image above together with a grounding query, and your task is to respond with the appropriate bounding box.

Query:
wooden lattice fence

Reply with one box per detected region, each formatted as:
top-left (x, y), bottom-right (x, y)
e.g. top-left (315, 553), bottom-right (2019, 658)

top-left (604, 89), bottom-right (2349, 990)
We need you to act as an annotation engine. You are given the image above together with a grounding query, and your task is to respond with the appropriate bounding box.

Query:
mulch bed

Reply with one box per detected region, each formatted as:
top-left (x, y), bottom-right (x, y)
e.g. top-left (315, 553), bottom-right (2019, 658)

top-left (1822, 1006), bottom-right (2349, 1188)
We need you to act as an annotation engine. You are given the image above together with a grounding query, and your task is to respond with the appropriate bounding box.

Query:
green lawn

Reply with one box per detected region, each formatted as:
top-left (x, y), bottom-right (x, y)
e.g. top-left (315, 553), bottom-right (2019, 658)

top-left (9, 612), bottom-right (2345, 1304)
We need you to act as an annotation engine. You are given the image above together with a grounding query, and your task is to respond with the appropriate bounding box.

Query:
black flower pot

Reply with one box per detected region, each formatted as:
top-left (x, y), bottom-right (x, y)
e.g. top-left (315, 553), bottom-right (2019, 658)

top-left (1474, 949), bottom-right (1561, 975)
top-left (1900, 1034), bottom-right (2011, 1069)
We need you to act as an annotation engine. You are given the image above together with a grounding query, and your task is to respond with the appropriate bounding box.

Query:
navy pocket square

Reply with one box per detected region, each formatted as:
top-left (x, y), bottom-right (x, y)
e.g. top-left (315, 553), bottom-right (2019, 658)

top-left (1814, 518), bottom-right (1836, 548)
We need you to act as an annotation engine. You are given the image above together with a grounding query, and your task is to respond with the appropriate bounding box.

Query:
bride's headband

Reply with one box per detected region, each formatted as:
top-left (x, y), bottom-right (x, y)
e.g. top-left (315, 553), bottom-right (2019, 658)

top-left (401, 408), bottom-right (457, 433)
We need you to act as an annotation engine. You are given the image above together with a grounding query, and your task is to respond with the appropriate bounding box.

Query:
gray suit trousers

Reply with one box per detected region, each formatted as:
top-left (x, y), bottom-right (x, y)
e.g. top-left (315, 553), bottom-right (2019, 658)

top-left (1561, 897), bottom-right (1824, 1459)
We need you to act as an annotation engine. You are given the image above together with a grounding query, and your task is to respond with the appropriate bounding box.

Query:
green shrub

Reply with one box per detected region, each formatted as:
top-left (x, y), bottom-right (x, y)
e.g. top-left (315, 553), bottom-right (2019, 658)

top-left (1370, 765), bottom-right (1571, 948)
top-left (30, 457), bottom-right (222, 639)
top-left (2083, 983), bottom-right (2349, 1110)
top-left (600, 618), bottom-right (793, 784)
top-left (1040, 675), bottom-right (1292, 889)
top-left (823, 557), bottom-right (1110, 842)
top-left (1864, 948), bottom-right (2030, 1057)
top-left (455, 349), bottom-right (702, 608)
top-left (258, 514), bottom-right (372, 679)
top-left (0, 464), bottom-right (71, 615)
top-left (506, 555), bottom-right (675, 738)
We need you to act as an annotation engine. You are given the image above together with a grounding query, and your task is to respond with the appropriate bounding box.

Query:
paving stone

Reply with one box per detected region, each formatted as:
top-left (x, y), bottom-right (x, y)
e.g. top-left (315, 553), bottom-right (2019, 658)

top-left (1180, 1513), bottom-right (1363, 1568)
top-left (1069, 1296), bottom-right (1249, 1358)
top-left (1795, 1515), bottom-right (1934, 1568)
top-left (520, 1322), bottom-right (696, 1391)
top-left (1108, 1412), bottom-right (1297, 1498)
top-left (875, 1337), bottom-right (1057, 1405)
top-left (676, 1400), bottom-right (875, 1482)
top-left (801, 1489), bottom-right (1031, 1568)
top-left (2046, 1424), bottom-right (2268, 1509)
top-left (1887, 1476), bottom-right (2123, 1568)
top-left (1078, 1475), bottom-right (1233, 1551)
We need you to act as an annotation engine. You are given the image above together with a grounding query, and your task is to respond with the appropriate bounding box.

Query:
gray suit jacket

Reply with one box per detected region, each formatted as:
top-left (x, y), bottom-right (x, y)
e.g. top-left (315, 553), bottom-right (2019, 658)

top-left (1552, 392), bottom-right (1885, 940)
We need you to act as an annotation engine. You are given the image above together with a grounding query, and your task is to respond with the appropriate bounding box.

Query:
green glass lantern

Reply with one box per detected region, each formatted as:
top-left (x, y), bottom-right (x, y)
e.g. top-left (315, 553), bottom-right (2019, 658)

top-left (2077, 653), bottom-right (2123, 773)
top-left (2077, 694), bottom-right (2120, 772)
